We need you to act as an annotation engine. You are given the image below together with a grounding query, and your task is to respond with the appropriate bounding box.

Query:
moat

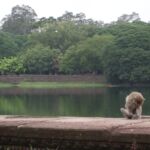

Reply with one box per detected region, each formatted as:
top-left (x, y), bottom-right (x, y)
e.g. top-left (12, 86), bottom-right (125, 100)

top-left (0, 86), bottom-right (149, 117)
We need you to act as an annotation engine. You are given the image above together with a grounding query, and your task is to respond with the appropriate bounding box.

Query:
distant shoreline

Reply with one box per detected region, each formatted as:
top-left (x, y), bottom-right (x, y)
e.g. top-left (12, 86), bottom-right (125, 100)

top-left (0, 81), bottom-right (109, 89)
top-left (0, 75), bottom-right (150, 88)
top-left (0, 74), bottom-right (106, 83)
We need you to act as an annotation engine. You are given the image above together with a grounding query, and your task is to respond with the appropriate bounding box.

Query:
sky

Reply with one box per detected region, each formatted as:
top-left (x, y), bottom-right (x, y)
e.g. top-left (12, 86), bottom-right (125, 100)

top-left (0, 0), bottom-right (150, 23)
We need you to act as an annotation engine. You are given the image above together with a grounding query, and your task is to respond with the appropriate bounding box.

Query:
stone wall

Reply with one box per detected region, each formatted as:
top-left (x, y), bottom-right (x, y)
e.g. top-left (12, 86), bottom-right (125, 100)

top-left (0, 75), bottom-right (106, 83)
top-left (0, 116), bottom-right (150, 150)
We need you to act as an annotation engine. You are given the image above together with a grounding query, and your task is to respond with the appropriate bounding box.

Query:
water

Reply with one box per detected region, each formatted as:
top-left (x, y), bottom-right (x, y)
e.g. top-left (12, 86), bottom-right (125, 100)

top-left (0, 87), bottom-right (149, 117)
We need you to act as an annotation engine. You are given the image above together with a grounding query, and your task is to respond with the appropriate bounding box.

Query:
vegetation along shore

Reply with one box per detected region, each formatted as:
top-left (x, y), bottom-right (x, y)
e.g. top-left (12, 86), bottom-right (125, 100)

top-left (0, 5), bottom-right (150, 84)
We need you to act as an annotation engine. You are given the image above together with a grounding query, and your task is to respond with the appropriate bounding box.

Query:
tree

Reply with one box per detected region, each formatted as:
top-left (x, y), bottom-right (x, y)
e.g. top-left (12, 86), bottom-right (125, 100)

top-left (58, 11), bottom-right (103, 26)
top-left (115, 23), bottom-right (150, 50)
top-left (117, 12), bottom-right (140, 22)
top-left (103, 22), bottom-right (150, 50)
top-left (22, 44), bottom-right (60, 74)
top-left (0, 57), bottom-right (25, 75)
top-left (0, 32), bottom-right (18, 58)
top-left (2, 5), bottom-right (37, 35)
top-left (103, 47), bottom-right (150, 83)
top-left (0, 31), bottom-right (31, 58)
top-left (58, 11), bottom-right (75, 21)
top-left (30, 15), bottom-right (103, 52)
top-left (60, 34), bottom-right (114, 74)
top-left (30, 21), bottom-right (87, 51)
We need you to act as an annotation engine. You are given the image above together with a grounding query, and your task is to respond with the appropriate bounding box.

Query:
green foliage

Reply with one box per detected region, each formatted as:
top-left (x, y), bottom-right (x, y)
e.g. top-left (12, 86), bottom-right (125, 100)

top-left (0, 32), bottom-right (19, 58)
top-left (0, 8), bottom-right (150, 84)
top-left (30, 21), bottom-right (93, 52)
top-left (0, 31), bottom-right (31, 58)
top-left (22, 44), bottom-right (60, 74)
top-left (103, 47), bottom-right (150, 83)
top-left (115, 23), bottom-right (150, 50)
top-left (104, 22), bottom-right (150, 50)
top-left (60, 34), bottom-right (114, 74)
top-left (117, 12), bottom-right (140, 22)
top-left (0, 57), bottom-right (25, 75)
top-left (2, 5), bottom-right (37, 35)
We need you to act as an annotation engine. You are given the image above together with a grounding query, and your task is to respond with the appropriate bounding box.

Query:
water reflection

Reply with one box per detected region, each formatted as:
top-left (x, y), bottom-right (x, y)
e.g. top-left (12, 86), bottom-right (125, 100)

top-left (0, 87), bottom-right (149, 117)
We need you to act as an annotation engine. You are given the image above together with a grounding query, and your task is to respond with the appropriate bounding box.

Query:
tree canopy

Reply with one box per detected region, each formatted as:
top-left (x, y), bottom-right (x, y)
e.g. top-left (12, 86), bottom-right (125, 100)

top-left (0, 7), bottom-right (150, 84)
top-left (2, 5), bottom-right (37, 35)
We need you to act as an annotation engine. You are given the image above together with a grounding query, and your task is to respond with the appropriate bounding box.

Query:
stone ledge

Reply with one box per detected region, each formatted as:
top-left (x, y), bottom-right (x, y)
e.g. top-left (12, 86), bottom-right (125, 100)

top-left (0, 116), bottom-right (150, 149)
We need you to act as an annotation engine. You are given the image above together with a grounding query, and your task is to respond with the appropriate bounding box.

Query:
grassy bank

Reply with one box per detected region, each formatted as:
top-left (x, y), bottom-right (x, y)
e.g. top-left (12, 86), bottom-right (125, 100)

top-left (0, 82), bottom-right (108, 89)
top-left (0, 82), bottom-right (14, 88)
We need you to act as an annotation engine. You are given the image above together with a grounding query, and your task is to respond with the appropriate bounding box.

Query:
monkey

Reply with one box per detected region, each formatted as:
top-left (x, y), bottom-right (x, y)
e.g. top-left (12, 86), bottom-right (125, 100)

top-left (120, 91), bottom-right (145, 119)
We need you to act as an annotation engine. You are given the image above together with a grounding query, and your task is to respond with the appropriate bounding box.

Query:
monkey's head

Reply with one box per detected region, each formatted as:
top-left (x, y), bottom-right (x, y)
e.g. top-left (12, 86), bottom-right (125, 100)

top-left (136, 97), bottom-right (144, 106)
top-left (134, 92), bottom-right (145, 107)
